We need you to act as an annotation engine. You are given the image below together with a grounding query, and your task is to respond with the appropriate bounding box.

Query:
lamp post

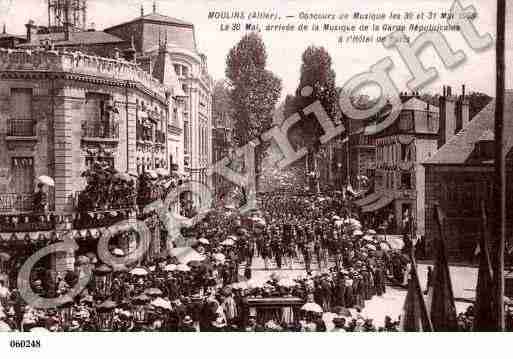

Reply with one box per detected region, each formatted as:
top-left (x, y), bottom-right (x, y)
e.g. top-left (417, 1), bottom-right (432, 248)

top-left (96, 300), bottom-right (118, 332)
top-left (337, 163), bottom-right (342, 192)
top-left (93, 264), bottom-right (113, 299)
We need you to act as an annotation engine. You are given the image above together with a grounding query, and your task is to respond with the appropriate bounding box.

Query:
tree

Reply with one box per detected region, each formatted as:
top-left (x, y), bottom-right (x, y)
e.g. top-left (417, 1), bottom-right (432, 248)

top-left (225, 32), bottom-right (282, 196)
top-left (285, 46), bottom-right (341, 192)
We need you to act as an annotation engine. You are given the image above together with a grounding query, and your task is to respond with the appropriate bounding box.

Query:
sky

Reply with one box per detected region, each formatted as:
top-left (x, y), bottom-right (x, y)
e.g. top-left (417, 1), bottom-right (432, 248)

top-left (0, 0), bottom-right (506, 100)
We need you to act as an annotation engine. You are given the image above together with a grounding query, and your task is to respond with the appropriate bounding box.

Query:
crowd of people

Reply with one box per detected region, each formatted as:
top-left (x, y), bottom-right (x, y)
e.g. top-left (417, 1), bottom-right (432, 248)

top-left (0, 190), bottom-right (482, 332)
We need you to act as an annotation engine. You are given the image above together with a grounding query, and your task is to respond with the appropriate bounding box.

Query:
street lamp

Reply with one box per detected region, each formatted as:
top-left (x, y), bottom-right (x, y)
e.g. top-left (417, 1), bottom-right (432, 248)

top-left (132, 294), bottom-right (150, 324)
top-left (96, 299), bottom-right (118, 332)
top-left (93, 264), bottom-right (113, 299)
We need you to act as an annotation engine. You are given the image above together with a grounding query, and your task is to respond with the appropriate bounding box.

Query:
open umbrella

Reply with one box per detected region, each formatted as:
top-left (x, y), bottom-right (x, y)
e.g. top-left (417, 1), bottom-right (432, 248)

top-left (334, 220), bottom-right (344, 227)
top-left (353, 230), bottom-right (364, 237)
top-left (129, 267), bottom-right (148, 276)
top-left (151, 297), bottom-right (172, 310)
top-left (366, 229), bottom-right (377, 235)
top-left (112, 248), bottom-right (124, 256)
top-left (144, 288), bottom-right (163, 297)
top-left (0, 252), bottom-right (11, 261)
top-left (198, 238), bottom-right (210, 245)
top-left (155, 168), bottom-right (169, 177)
top-left (176, 264), bottom-right (190, 272)
top-left (366, 244), bottom-right (377, 251)
top-left (37, 175), bottom-right (55, 187)
top-left (379, 242), bottom-right (391, 251)
top-left (113, 172), bottom-right (132, 182)
top-left (164, 264), bottom-right (177, 272)
top-left (169, 247), bottom-right (205, 264)
top-left (220, 238), bottom-right (235, 246)
top-left (213, 253), bottom-right (226, 262)
top-left (278, 278), bottom-right (297, 288)
top-left (301, 302), bottom-right (323, 313)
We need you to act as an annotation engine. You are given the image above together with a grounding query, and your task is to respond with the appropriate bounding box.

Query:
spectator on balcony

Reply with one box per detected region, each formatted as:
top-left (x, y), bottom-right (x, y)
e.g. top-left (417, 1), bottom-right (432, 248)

top-left (32, 183), bottom-right (48, 214)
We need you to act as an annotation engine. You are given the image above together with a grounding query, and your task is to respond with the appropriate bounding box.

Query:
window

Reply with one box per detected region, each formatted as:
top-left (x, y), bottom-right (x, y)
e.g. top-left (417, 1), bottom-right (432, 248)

top-left (182, 84), bottom-right (188, 93)
top-left (401, 172), bottom-right (412, 189)
top-left (399, 111), bottom-right (414, 131)
top-left (11, 157), bottom-right (34, 194)
top-left (9, 88), bottom-right (34, 137)
top-left (184, 121), bottom-right (189, 154)
top-left (182, 65), bottom-right (189, 77)
top-left (85, 156), bottom-right (114, 169)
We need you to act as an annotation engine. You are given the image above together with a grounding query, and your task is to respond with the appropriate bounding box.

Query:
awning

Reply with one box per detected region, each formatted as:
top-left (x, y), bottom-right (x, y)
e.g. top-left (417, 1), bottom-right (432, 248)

top-left (361, 195), bottom-right (394, 213)
top-left (354, 191), bottom-right (382, 207)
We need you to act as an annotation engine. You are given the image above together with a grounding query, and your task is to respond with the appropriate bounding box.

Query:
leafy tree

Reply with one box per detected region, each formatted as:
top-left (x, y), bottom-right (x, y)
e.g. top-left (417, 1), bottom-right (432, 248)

top-left (225, 32), bottom-right (282, 195)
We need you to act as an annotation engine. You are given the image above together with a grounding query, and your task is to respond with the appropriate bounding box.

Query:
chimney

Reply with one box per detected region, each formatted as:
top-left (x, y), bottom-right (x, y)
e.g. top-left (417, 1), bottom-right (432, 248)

top-left (446, 86), bottom-right (452, 97)
top-left (455, 85), bottom-right (470, 133)
top-left (438, 90), bottom-right (457, 148)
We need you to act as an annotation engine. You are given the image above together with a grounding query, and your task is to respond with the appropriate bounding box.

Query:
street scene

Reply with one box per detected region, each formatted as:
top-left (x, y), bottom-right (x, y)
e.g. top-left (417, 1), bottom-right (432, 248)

top-left (0, 0), bottom-right (509, 334)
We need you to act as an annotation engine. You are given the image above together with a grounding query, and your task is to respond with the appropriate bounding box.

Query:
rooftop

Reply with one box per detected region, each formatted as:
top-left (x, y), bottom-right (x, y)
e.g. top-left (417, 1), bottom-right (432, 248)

top-left (18, 30), bottom-right (125, 48)
top-left (104, 12), bottom-right (193, 30)
top-left (424, 91), bottom-right (513, 165)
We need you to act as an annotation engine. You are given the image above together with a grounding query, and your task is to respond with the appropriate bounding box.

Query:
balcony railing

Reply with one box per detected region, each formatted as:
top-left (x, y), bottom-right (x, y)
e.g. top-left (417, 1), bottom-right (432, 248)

top-left (0, 193), bottom-right (33, 213)
top-left (136, 122), bottom-right (153, 142)
top-left (7, 119), bottom-right (36, 137)
top-left (82, 121), bottom-right (119, 140)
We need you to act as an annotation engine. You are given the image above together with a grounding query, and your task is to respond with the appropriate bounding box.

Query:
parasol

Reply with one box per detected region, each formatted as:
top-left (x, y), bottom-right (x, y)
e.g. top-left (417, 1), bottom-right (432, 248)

top-left (146, 170), bottom-right (158, 179)
top-left (301, 302), bottom-right (323, 313)
top-left (366, 244), bottom-right (377, 251)
top-left (112, 248), bottom-right (124, 256)
top-left (366, 229), bottom-right (377, 235)
top-left (155, 168), bottom-right (169, 177)
top-left (0, 252), bottom-right (11, 261)
top-left (176, 264), bottom-right (190, 272)
top-left (37, 175), bottom-right (55, 187)
top-left (220, 238), bottom-right (235, 246)
top-left (129, 267), bottom-right (148, 276)
top-left (169, 247), bottom-right (205, 264)
top-left (386, 236), bottom-right (405, 250)
top-left (198, 238), bottom-right (210, 245)
top-left (144, 287), bottom-right (163, 297)
top-left (164, 264), bottom-right (177, 272)
top-left (113, 172), bottom-right (132, 182)
top-left (362, 235), bottom-right (374, 242)
top-left (213, 253), bottom-right (226, 262)
top-left (353, 230), bottom-right (364, 237)
top-left (332, 215), bottom-right (341, 221)
top-left (379, 242), bottom-right (391, 251)
top-left (29, 327), bottom-right (49, 333)
top-left (151, 297), bottom-right (172, 310)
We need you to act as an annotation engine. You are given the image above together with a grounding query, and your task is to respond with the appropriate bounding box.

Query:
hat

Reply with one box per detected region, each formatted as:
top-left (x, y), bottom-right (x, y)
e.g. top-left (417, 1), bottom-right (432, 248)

top-left (182, 315), bottom-right (193, 325)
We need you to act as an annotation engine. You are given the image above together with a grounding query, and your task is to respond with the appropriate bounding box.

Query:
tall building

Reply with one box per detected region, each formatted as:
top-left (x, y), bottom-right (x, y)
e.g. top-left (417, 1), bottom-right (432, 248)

top-left (103, 5), bottom-right (214, 202)
top-left (423, 93), bottom-right (512, 261)
top-left (0, 1), bottom-right (212, 276)
top-left (355, 92), bottom-right (457, 237)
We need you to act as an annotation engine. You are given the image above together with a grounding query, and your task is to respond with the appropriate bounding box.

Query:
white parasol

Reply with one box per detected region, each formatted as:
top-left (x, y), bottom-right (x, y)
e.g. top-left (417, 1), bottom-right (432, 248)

top-left (169, 247), bottom-right (205, 264)
top-left (353, 230), bottom-right (364, 237)
top-left (164, 264), bottom-right (177, 272)
top-left (146, 170), bottom-right (158, 179)
top-left (334, 220), bottom-right (344, 227)
top-left (213, 253), bottom-right (226, 262)
top-left (301, 302), bottom-right (323, 313)
top-left (151, 298), bottom-right (172, 310)
top-left (198, 238), bottom-right (210, 245)
top-left (220, 238), bottom-right (235, 246)
top-left (129, 267), bottom-right (148, 276)
top-left (366, 229), bottom-right (377, 235)
top-left (176, 264), bottom-right (190, 272)
top-left (112, 248), bottom-right (124, 256)
top-left (37, 175), bottom-right (55, 187)
top-left (155, 168), bottom-right (170, 177)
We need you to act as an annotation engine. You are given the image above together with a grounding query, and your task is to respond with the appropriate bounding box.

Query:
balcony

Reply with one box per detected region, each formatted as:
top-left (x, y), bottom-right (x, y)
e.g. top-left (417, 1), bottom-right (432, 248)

top-left (6, 119), bottom-right (37, 140)
top-left (82, 121), bottom-right (119, 143)
top-left (0, 193), bottom-right (33, 213)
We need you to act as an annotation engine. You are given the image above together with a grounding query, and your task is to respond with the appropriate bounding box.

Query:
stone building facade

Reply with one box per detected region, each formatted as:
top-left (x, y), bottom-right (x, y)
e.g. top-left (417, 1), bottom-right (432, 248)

top-left (0, 49), bottom-right (176, 274)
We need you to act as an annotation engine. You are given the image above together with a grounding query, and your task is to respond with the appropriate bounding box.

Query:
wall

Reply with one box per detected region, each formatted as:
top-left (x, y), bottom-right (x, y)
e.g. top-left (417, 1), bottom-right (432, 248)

top-left (415, 138), bottom-right (439, 236)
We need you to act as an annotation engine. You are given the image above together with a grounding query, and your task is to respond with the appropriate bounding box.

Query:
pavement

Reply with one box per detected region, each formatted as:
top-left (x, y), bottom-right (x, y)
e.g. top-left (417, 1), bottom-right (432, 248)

top-left (242, 257), bottom-right (477, 328)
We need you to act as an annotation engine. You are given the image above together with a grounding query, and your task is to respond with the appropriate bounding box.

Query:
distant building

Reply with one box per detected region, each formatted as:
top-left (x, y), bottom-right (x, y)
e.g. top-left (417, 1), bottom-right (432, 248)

top-left (212, 110), bottom-right (234, 198)
top-left (355, 91), bottom-right (465, 237)
top-left (423, 92), bottom-right (512, 261)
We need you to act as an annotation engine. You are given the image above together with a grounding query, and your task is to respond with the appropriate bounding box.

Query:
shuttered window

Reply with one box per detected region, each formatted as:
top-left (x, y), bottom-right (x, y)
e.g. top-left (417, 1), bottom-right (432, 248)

top-left (11, 157), bottom-right (34, 194)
